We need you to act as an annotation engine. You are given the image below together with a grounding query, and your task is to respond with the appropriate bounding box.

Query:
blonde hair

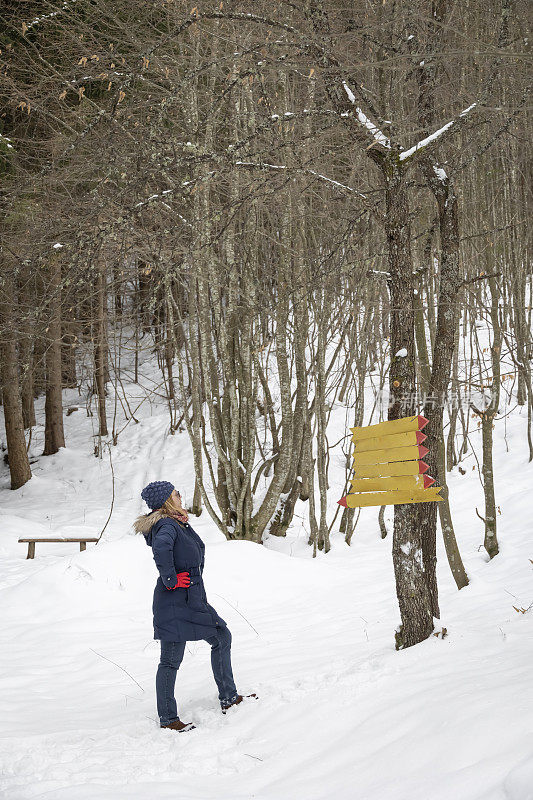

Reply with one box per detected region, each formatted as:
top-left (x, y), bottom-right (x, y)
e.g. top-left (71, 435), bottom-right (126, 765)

top-left (161, 493), bottom-right (180, 516)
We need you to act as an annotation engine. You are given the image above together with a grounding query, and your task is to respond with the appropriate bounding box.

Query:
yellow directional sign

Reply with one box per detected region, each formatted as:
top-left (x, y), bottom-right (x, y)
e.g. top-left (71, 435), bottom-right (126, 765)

top-left (350, 474), bottom-right (435, 492)
top-left (350, 414), bottom-right (428, 441)
top-left (340, 487), bottom-right (443, 508)
top-left (352, 443), bottom-right (429, 466)
top-left (339, 415), bottom-right (442, 508)
top-left (352, 460), bottom-right (429, 479)
top-left (352, 429), bottom-right (426, 453)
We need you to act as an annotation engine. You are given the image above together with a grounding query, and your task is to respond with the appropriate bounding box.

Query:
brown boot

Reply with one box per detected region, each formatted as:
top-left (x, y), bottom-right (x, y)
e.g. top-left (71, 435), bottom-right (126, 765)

top-left (160, 719), bottom-right (196, 732)
top-left (221, 693), bottom-right (258, 714)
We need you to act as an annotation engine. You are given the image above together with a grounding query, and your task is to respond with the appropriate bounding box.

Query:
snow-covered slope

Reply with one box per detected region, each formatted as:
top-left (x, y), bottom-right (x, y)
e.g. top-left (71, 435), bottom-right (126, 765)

top-left (1, 355), bottom-right (532, 800)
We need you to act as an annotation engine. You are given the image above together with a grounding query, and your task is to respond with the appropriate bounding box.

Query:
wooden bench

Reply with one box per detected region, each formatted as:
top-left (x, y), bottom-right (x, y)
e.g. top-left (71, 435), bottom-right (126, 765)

top-left (19, 538), bottom-right (99, 559)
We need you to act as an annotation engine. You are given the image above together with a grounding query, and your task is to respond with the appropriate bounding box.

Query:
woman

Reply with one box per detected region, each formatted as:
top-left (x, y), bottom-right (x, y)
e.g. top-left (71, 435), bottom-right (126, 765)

top-left (133, 480), bottom-right (256, 731)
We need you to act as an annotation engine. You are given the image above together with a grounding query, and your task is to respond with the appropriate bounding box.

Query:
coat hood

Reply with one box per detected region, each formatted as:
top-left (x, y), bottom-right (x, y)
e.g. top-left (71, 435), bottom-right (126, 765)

top-left (133, 508), bottom-right (166, 544)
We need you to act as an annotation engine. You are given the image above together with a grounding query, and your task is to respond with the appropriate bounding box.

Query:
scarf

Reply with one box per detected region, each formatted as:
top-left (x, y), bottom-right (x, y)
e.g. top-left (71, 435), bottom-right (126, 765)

top-left (167, 509), bottom-right (189, 525)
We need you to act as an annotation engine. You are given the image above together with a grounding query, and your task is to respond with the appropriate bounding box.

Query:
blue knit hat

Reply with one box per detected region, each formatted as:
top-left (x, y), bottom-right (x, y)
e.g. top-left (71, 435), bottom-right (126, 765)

top-left (141, 480), bottom-right (175, 511)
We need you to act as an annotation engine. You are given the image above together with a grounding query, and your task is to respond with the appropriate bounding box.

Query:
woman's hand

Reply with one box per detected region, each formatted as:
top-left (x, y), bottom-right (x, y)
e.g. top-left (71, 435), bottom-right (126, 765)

top-left (166, 571), bottom-right (191, 590)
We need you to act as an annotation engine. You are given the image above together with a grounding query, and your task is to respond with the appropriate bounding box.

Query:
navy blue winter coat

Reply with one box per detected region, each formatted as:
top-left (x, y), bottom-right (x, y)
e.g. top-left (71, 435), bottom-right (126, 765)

top-left (134, 510), bottom-right (227, 642)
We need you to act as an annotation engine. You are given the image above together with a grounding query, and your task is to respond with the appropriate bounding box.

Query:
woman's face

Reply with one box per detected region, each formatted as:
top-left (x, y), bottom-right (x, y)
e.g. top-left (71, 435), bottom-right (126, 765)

top-left (170, 489), bottom-right (183, 511)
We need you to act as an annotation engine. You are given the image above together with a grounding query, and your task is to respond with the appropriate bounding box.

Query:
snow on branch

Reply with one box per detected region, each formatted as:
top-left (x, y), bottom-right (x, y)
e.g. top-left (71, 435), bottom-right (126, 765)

top-left (306, 170), bottom-right (368, 200)
top-left (134, 188), bottom-right (192, 227)
top-left (235, 160), bottom-right (368, 199)
top-left (235, 160), bottom-right (286, 170)
top-left (342, 82), bottom-right (391, 150)
top-left (433, 165), bottom-right (448, 182)
top-left (399, 103), bottom-right (477, 162)
top-left (134, 188), bottom-right (174, 208)
top-left (24, 0), bottom-right (78, 32)
top-left (134, 161), bottom-right (369, 225)
top-left (0, 134), bottom-right (14, 150)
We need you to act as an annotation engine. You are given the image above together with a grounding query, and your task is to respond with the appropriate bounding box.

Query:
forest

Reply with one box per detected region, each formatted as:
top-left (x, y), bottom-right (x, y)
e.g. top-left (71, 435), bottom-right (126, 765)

top-left (0, 2), bottom-right (532, 798)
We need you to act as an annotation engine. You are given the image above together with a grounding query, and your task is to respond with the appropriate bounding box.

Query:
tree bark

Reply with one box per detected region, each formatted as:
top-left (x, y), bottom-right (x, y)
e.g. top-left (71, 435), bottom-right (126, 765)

top-left (418, 174), bottom-right (469, 595)
top-left (94, 260), bottom-right (108, 439)
top-left (43, 256), bottom-right (66, 455)
top-left (414, 0), bottom-right (469, 598)
top-left (0, 267), bottom-right (32, 488)
top-left (385, 162), bottom-right (434, 649)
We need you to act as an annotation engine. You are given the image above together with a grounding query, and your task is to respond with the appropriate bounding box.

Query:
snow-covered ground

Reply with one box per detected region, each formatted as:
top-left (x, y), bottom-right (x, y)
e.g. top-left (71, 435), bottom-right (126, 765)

top-left (1, 347), bottom-right (532, 800)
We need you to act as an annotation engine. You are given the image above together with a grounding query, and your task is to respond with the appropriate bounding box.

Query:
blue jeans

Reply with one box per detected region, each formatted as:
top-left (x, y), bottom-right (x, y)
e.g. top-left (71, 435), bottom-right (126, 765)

top-left (156, 627), bottom-right (238, 726)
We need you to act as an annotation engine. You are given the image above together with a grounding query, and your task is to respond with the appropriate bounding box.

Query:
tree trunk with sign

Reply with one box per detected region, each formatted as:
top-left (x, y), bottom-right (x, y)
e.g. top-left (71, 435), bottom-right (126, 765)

top-left (384, 163), bottom-right (434, 648)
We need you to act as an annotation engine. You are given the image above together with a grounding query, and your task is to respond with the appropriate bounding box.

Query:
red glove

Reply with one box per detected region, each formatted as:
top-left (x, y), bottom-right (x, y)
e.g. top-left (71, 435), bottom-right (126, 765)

top-left (166, 571), bottom-right (190, 590)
